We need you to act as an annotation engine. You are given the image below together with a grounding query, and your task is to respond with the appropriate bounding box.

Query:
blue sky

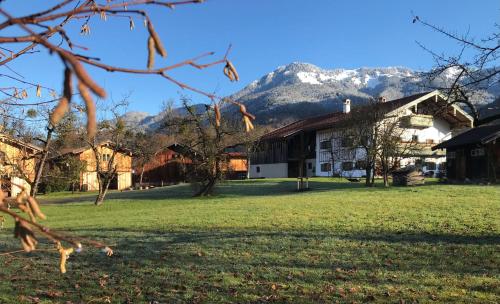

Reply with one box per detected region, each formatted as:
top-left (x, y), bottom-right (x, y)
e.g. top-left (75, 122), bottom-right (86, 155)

top-left (2, 0), bottom-right (499, 114)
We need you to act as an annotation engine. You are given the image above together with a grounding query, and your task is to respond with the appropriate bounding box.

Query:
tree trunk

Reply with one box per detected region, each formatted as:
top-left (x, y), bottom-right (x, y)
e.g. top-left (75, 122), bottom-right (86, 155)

top-left (31, 127), bottom-right (54, 197)
top-left (95, 175), bottom-right (112, 206)
top-left (94, 189), bottom-right (107, 205)
top-left (139, 165), bottom-right (145, 187)
top-left (365, 166), bottom-right (372, 187)
top-left (382, 160), bottom-right (389, 187)
top-left (371, 164), bottom-right (375, 185)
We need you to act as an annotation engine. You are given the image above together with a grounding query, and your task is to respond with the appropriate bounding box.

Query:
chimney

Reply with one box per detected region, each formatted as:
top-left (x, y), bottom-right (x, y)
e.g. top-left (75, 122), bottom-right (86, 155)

top-left (343, 99), bottom-right (351, 114)
top-left (378, 96), bottom-right (387, 103)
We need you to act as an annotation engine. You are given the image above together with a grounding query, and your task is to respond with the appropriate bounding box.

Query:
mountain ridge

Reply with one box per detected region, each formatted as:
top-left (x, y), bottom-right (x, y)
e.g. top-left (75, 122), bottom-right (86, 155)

top-left (123, 62), bottom-right (500, 129)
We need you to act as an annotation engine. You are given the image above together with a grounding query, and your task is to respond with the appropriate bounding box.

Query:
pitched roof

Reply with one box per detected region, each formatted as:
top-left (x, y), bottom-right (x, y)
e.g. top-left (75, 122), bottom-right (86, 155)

top-left (432, 124), bottom-right (500, 150)
top-left (0, 133), bottom-right (43, 152)
top-left (59, 140), bottom-right (131, 156)
top-left (261, 91), bottom-right (433, 140)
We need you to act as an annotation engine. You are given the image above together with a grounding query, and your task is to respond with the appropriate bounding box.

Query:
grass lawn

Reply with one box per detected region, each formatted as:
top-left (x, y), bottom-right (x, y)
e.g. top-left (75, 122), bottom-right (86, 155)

top-left (0, 178), bottom-right (499, 303)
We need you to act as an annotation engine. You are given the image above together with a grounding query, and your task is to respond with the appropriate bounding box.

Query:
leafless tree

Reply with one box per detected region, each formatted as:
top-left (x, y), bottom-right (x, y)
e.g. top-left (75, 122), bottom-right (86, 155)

top-left (345, 100), bottom-right (421, 186)
top-left (128, 132), bottom-right (167, 187)
top-left (0, 1), bottom-right (254, 270)
top-left (165, 97), bottom-right (253, 196)
top-left (413, 14), bottom-right (500, 124)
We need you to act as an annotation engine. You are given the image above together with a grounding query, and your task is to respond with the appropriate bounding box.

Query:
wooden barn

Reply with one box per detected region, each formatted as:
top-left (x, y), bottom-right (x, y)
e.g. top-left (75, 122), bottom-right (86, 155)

top-left (134, 143), bottom-right (248, 186)
top-left (58, 141), bottom-right (133, 191)
top-left (433, 123), bottom-right (500, 183)
top-left (133, 144), bottom-right (192, 186)
top-left (0, 134), bottom-right (42, 196)
top-left (250, 127), bottom-right (316, 178)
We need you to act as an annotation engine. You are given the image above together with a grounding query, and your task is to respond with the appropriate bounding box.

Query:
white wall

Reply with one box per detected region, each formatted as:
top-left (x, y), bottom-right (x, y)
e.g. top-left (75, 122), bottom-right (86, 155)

top-left (400, 117), bottom-right (452, 144)
top-left (249, 163), bottom-right (288, 178)
top-left (305, 158), bottom-right (316, 177)
top-left (10, 176), bottom-right (31, 197)
top-left (82, 171), bottom-right (98, 191)
top-left (315, 116), bottom-right (453, 178)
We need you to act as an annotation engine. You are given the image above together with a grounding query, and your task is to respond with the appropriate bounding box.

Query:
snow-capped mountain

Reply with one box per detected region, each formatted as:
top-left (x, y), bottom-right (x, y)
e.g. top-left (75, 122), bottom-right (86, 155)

top-left (229, 62), bottom-right (498, 124)
top-left (124, 62), bottom-right (500, 129)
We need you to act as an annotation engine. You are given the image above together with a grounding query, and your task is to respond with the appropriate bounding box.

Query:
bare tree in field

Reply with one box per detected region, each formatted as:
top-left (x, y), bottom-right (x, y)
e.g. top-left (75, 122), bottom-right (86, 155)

top-left (346, 101), bottom-right (386, 186)
top-left (88, 118), bottom-right (131, 205)
top-left (413, 15), bottom-right (500, 124)
top-left (376, 115), bottom-right (420, 187)
top-left (128, 132), bottom-right (167, 187)
top-left (165, 97), bottom-right (254, 196)
top-left (345, 100), bottom-right (421, 187)
top-left (0, 1), bottom-right (254, 272)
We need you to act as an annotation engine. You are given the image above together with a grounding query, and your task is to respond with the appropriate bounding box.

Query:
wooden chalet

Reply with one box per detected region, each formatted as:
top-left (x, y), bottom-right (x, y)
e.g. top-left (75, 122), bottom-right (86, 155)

top-left (433, 123), bottom-right (500, 182)
top-left (58, 141), bottom-right (133, 191)
top-left (0, 134), bottom-right (42, 196)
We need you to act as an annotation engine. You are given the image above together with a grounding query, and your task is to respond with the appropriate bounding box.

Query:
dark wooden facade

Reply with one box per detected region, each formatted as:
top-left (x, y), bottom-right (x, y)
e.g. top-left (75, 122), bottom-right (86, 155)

top-left (251, 131), bottom-right (316, 178)
top-left (445, 142), bottom-right (500, 182)
top-left (135, 144), bottom-right (249, 185)
top-left (134, 148), bottom-right (192, 186)
top-left (433, 124), bottom-right (500, 183)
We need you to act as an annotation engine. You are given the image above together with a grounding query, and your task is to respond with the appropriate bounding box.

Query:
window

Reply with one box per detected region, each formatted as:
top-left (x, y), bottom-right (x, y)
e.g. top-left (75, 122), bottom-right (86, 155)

top-left (355, 160), bottom-right (366, 170)
top-left (320, 163), bottom-right (331, 172)
top-left (411, 135), bottom-right (419, 143)
top-left (424, 162), bottom-right (436, 170)
top-left (102, 154), bottom-right (111, 161)
top-left (307, 162), bottom-right (312, 170)
top-left (341, 137), bottom-right (353, 147)
top-left (438, 162), bottom-right (446, 170)
top-left (341, 162), bottom-right (353, 171)
top-left (320, 140), bottom-right (331, 150)
top-left (256, 166), bottom-right (260, 173)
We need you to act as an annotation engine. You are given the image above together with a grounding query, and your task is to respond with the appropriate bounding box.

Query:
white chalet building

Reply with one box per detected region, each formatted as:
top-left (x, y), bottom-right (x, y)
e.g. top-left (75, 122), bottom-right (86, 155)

top-left (250, 91), bottom-right (474, 178)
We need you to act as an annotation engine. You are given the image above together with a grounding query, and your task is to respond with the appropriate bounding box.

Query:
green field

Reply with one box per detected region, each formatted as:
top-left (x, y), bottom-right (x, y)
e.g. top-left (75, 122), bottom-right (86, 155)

top-left (0, 178), bottom-right (499, 303)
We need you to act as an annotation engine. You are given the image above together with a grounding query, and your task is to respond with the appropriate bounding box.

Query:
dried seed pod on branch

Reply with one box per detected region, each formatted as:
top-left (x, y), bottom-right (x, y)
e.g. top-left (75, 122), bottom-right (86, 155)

top-left (50, 67), bottom-right (72, 126)
top-left (0, 0), bottom-right (254, 272)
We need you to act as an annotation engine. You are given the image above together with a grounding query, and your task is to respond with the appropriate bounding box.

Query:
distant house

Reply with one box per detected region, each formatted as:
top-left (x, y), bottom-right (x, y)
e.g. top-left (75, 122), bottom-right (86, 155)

top-left (0, 134), bottom-right (42, 196)
top-left (433, 123), bottom-right (500, 182)
top-left (133, 144), bottom-right (192, 186)
top-left (250, 91), bottom-right (474, 178)
top-left (58, 141), bottom-right (133, 191)
top-left (134, 143), bottom-right (248, 185)
top-left (222, 144), bottom-right (248, 180)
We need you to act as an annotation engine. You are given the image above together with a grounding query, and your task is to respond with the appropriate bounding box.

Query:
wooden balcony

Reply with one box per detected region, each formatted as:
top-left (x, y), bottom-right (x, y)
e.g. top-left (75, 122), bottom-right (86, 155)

top-left (401, 114), bottom-right (434, 129)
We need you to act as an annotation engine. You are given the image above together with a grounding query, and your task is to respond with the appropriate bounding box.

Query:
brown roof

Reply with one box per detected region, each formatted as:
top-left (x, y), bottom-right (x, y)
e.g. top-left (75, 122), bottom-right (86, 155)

top-left (433, 124), bottom-right (500, 150)
top-left (261, 92), bottom-right (433, 140)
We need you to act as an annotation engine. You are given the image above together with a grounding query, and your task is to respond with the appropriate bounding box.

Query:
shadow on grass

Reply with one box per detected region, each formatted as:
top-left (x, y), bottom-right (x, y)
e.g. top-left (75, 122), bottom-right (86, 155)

top-left (1, 226), bottom-right (499, 303)
top-left (39, 178), bottom-right (456, 205)
top-left (52, 227), bottom-right (500, 274)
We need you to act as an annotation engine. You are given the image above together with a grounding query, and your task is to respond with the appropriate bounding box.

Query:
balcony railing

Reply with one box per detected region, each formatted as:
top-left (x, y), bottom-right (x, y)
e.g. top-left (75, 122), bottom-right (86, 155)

top-left (401, 114), bottom-right (433, 129)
